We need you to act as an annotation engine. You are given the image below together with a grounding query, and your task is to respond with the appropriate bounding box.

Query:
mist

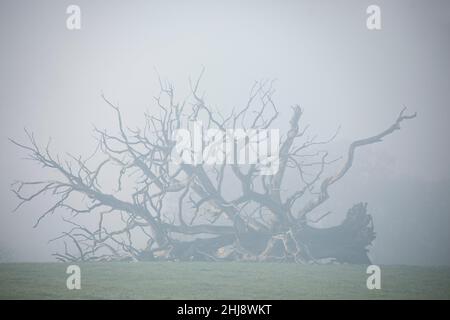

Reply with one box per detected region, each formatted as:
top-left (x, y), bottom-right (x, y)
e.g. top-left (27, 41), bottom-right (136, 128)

top-left (0, 0), bottom-right (449, 265)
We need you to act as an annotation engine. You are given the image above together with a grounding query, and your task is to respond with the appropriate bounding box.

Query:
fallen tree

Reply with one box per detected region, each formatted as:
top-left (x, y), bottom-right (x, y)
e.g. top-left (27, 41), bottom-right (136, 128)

top-left (11, 72), bottom-right (416, 263)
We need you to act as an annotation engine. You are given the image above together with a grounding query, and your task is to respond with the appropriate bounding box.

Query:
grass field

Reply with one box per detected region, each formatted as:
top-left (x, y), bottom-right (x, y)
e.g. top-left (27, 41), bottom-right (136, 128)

top-left (0, 262), bottom-right (449, 299)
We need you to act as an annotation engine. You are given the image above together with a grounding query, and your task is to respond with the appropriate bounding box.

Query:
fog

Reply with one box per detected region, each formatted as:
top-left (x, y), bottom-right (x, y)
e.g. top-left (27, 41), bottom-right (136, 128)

top-left (0, 0), bottom-right (449, 265)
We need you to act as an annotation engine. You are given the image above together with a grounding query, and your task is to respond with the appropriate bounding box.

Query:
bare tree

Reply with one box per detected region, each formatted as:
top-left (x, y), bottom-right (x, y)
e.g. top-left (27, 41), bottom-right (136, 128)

top-left (11, 72), bottom-right (416, 263)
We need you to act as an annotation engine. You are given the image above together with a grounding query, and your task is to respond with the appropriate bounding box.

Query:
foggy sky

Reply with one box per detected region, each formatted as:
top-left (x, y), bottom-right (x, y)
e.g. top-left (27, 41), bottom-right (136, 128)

top-left (0, 0), bottom-right (449, 264)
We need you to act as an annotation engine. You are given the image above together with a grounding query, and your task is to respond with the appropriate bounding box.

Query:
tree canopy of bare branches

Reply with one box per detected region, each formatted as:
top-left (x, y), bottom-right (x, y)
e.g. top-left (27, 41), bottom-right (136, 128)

top-left (11, 72), bottom-right (416, 263)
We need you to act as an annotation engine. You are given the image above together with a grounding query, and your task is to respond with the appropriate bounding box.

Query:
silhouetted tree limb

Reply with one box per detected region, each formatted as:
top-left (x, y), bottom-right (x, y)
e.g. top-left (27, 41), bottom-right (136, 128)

top-left (11, 73), bottom-right (416, 263)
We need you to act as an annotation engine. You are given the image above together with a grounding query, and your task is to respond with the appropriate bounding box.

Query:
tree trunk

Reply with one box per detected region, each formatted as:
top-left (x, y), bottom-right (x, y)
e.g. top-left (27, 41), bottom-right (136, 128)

top-left (142, 203), bottom-right (374, 264)
top-left (295, 203), bottom-right (374, 264)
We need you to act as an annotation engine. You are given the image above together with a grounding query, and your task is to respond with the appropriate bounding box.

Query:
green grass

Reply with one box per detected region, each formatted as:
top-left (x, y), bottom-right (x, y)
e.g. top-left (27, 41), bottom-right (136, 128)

top-left (0, 262), bottom-right (449, 299)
